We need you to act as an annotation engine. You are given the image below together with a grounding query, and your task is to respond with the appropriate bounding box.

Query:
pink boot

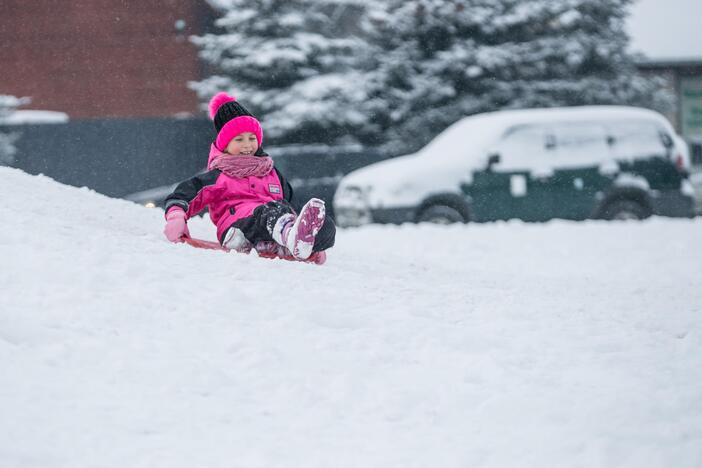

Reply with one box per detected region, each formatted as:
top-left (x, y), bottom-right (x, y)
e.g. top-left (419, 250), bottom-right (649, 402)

top-left (307, 250), bottom-right (327, 265)
top-left (272, 198), bottom-right (326, 260)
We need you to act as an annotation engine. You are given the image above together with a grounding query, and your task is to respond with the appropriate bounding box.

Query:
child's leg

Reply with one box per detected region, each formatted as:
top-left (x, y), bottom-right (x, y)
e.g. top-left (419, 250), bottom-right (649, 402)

top-left (274, 198), bottom-right (327, 259)
top-left (227, 200), bottom-right (296, 248)
top-left (227, 200), bottom-right (332, 259)
top-left (288, 213), bottom-right (334, 264)
top-left (311, 215), bottom-right (336, 252)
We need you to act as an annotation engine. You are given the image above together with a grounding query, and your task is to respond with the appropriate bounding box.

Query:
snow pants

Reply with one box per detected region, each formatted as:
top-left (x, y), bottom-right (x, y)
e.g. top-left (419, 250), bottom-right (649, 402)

top-left (226, 200), bottom-right (336, 252)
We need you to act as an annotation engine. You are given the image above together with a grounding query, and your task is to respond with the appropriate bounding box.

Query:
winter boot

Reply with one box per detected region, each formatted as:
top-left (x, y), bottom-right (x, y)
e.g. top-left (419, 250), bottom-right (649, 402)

top-left (253, 241), bottom-right (284, 257)
top-left (307, 250), bottom-right (327, 265)
top-left (271, 198), bottom-right (326, 260)
top-left (223, 227), bottom-right (253, 253)
top-left (254, 241), bottom-right (327, 265)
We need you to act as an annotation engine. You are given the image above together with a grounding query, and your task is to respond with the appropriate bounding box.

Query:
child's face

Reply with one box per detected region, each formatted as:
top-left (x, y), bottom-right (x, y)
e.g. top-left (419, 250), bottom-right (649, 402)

top-left (225, 132), bottom-right (259, 156)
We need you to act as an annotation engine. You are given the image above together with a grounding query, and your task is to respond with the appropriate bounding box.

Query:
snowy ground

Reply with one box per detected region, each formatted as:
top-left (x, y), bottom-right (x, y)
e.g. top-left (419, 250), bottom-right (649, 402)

top-left (1, 167), bottom-right (701, 468)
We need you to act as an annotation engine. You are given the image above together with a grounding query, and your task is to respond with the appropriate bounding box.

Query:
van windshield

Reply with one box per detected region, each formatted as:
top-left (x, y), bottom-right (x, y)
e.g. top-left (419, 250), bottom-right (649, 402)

top-left (418, 115), bottom-right (507, 165)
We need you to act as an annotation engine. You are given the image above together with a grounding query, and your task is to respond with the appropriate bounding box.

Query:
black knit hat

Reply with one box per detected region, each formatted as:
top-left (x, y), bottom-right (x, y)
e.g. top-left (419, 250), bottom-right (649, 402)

top-left (213, 100), bottom-right (256, 132)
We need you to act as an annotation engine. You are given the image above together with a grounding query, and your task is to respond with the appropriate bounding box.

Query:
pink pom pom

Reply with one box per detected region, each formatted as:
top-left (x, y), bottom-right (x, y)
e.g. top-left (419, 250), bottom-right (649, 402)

top-left (208, 92), bottom-right (237, 120)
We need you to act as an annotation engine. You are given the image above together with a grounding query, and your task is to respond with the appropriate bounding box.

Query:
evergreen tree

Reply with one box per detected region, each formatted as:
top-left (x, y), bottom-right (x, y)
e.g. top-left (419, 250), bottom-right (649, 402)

top-left (0, 95), bottom-right (22, 165)
top-left (363, 0), bottom-right (670, 153)
top-left (191, 0), bottom-right (376, 146)
top-left (194, 0), bottom-right (668, 152)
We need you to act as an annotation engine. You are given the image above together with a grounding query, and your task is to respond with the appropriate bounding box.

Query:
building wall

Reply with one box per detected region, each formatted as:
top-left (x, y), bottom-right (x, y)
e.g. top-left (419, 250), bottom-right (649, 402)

top-left (2, 118), bottom-right (214, 197)
top-left (0, 0), bottom-right (213, 118)
top-left (636, 61), bottom-right (702, 171)
top-left (637, 61), bottom-right (702, 134)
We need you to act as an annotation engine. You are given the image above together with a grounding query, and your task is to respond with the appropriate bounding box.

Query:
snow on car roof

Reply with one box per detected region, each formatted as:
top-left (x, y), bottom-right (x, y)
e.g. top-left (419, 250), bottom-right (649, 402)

top-left (422, 105), bottom-right (674, 158)
top-left (451, 105), bottom-right (671, 134)
top-left (478, 105), bottom-right (663, 121)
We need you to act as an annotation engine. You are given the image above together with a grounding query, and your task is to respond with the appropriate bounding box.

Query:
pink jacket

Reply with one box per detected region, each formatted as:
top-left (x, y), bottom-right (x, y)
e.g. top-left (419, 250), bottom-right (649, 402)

top-left (164, 145), bottom-right (290, 243)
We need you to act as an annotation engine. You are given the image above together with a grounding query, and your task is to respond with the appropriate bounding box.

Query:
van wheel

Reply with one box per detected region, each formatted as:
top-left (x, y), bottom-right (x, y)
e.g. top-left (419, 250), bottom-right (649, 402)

top-left (602, 200), bottom-right (649, 221)
top-left (417, 205), bottom-right (466, 224)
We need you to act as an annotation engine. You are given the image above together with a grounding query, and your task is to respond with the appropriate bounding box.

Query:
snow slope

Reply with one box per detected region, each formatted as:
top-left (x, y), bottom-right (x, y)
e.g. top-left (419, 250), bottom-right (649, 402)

top-left (1, 167), bottom-right (701, 468)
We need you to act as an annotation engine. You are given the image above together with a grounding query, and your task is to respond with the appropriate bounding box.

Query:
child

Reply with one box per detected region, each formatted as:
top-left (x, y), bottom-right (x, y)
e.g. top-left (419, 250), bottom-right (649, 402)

top-left (163, 92), bottom-right (335, 263)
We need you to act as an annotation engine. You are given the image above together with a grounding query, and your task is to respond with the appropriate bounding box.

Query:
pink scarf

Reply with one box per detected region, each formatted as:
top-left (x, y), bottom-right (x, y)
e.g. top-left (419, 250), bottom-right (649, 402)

top-left (210, 154), bottom-right (274, 178)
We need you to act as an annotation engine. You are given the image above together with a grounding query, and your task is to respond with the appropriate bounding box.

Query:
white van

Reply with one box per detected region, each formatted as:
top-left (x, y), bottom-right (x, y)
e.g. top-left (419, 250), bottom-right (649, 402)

top-left (333, 106), bottom-right (694, 226)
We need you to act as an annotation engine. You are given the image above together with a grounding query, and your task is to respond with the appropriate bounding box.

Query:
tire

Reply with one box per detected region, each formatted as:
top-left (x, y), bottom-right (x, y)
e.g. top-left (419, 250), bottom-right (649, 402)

top-left (601, 199), bottom-right (649, 221)
top-left (417, 205), bottom-right (466, 224)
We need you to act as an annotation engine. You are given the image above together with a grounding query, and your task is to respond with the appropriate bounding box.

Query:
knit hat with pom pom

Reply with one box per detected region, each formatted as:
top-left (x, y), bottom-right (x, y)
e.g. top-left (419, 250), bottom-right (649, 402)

top-left (208, 92), bottom-right (263, 152)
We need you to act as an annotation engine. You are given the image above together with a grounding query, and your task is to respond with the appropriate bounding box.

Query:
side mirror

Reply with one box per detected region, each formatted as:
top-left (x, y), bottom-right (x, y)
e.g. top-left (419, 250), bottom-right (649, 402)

top-left (487, 153), bottom-right (501, 171)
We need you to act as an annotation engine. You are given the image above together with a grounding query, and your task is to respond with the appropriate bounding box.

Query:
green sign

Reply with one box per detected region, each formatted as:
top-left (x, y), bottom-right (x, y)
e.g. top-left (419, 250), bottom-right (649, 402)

top-left (681, 77), bottom-right (702, 138)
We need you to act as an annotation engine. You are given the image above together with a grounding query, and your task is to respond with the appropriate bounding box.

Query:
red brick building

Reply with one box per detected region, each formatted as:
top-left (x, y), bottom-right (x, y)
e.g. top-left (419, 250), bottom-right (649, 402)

top-left (0, 0), bottom-right (215, 118)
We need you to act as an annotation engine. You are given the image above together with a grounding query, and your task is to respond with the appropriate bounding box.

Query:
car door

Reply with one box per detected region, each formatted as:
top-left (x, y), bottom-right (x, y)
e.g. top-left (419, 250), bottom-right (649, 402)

top-left (608, 120), bottom-right (678, 190)
top-left (468, 124), bottom-right (556, 222)
top-left (546, 122), bottom-right (613, 220)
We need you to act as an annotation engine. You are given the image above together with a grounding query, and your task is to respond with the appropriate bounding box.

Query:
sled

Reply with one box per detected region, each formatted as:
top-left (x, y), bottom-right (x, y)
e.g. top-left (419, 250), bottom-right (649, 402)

top-left (182, 237), bottom-right (230, 252)
top-left (180, 237), bottom-right (326, 265)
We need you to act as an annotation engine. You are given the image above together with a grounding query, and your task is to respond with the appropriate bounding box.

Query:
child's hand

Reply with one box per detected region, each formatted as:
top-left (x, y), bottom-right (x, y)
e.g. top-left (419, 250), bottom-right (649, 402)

top-left (164, 208), bottom-right (190, 242)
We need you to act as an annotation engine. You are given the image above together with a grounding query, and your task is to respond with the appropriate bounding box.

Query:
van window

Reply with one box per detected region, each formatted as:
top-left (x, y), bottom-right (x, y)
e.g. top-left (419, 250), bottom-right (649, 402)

top-left (607, 121), bottom-right (668, 161)
top-left (493, 125), bottom-right (552, 172)
top-left (692, 142), bottom-right (702, 166)
top-left (551, 123), bottom-right (610, 167)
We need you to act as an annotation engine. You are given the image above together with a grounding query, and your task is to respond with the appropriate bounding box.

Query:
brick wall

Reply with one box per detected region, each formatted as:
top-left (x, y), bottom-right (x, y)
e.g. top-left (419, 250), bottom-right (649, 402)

top-left (0, 0), bottom-right (212, 118)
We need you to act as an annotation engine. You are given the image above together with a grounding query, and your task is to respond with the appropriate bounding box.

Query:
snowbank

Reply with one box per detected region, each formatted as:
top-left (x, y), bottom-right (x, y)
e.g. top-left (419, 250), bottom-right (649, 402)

top-left (0, 167), bottom-right (701, 468)
top-left (0, 110), bottom-right (69, 125)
